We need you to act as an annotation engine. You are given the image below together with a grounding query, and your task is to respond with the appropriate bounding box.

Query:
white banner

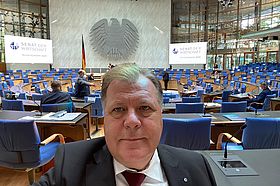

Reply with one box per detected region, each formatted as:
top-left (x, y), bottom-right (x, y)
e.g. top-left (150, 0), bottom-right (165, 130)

top-left (169, 42), bottom-right (207, 65)
top-left (4, 35), bottom-right (53, 64)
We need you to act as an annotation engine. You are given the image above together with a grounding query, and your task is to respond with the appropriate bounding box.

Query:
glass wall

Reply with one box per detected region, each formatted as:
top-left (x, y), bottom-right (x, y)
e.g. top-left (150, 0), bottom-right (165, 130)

top-left (0, 0), bottom-right (49, 63)
top-left (172, 0), bottom-right (280, 69)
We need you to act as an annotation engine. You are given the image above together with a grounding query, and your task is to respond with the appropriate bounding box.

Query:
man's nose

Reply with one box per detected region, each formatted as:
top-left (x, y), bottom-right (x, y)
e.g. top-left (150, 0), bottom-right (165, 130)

top-left (124, 110), bottom-right (141, 128)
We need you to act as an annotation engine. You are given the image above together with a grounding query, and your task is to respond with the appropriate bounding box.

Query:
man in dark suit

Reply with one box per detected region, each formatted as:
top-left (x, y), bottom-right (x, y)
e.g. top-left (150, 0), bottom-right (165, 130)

top-left (34, 63), bottom-right (216, 186)
top-left (74, 69), bottom-right (95, 98)
top-left (41, 80), bottom-right (75, 111)
top-left (163, 71), bottom-right (169, 91)
top-left (247, 82), bottom-right (271, 109)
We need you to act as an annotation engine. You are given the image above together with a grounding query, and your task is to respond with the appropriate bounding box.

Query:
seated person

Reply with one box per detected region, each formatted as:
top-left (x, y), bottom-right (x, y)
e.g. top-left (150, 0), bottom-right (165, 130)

top-left (88, 73), bottom-right (95, 80)
top-left (41, 80), bottom-right (75, 111)
top-left (247, 82), bottom-right (271, 109)
top-left (33, 63), bottom-right (216, 186)
top-left (74, 69), bottom-right (95, 98)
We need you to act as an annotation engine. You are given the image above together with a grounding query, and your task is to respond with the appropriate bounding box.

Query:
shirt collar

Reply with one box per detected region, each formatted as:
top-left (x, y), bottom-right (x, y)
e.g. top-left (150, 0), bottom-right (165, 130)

top-left (113, 149), bottom-right (165, 183)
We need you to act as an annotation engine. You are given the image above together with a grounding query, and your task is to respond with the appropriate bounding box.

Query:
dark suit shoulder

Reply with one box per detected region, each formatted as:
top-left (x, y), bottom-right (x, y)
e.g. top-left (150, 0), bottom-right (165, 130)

top-left (33, 138), bottom-right (107, 186)
top-left (158, 144), bottom-right (217, 186)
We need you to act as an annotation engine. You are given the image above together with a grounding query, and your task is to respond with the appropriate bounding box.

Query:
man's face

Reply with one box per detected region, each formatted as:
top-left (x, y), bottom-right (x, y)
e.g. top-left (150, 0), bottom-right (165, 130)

top-left (104, 76), bottom-right (162, 170)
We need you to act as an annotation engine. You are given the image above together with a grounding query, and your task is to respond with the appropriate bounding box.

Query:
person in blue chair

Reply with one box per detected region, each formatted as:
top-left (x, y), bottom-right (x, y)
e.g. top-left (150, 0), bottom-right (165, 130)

top-left (41, 80), bottom-right (75, 111)
top-left (33, 63), bottom-right (216, 186)
top-left (74, 69), bottom-right (95, 98)
top-left (247, 81), bottom-right (272, 109)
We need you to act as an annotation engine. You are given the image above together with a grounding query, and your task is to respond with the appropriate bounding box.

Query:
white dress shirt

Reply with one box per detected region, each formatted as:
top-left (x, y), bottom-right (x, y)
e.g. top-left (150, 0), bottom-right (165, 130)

top-left (113, 149), bottom-right (168, 186)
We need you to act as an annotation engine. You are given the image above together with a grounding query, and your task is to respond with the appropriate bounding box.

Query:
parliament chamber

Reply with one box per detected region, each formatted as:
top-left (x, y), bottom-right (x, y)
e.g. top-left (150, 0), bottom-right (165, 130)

top-left (0, 0), bottom-right (280, 185)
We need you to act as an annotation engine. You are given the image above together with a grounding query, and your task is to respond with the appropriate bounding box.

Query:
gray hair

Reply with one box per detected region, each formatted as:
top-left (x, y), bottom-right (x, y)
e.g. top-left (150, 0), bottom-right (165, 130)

top-left (101, 63), bottom-right (163, 104)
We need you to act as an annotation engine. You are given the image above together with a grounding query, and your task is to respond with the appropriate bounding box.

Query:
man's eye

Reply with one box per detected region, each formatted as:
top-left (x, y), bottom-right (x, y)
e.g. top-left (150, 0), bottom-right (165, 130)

top-left (139, 106), bottom-right (152, 111)
top-left (112, 107), bottom-right (125, 112)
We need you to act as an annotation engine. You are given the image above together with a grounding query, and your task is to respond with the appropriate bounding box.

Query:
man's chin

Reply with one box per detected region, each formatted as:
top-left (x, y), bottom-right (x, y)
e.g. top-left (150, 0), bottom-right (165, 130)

top-left (119, 150), bottom-right (151, 168)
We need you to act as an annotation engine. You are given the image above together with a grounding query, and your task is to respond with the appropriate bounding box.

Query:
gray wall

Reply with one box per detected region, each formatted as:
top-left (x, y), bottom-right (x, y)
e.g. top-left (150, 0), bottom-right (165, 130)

top-left (49, 0), bottom-right (171, 69)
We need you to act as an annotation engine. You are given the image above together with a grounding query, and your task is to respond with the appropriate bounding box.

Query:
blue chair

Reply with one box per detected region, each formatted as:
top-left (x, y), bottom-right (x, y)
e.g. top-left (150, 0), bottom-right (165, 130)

top-left (196, 89), bottom-right (204, 98)
top-left (17, 92), bottom-right (27, 100)
top-left (41, 102), bottom-right (74, 113)
top-left (32, 94), bottom-right (44, 101)
top-left (2, 99), bottom-right (24, 111)
top-left (0, 119), bottom-right (65, 184)
top-left (7, 80), bottom-right (14, 87)
top-left (23, 78), bottom-right (29, 83)
top-left (175, 103), bottom-right (204, 113)
top-left (205, 84), bottom-right (213, 93)
top-left (220, 101), bottom-right (247, 113)
top-left (161, 118), bottom-right (211, 150)
top-left (2, 82), bottom-right (8, 89)
top-left (42, 81), bottom-right (49, 89)
top-left (85, 97), bottom-right (104, 131)
top-left (182, 96), bottom-right (201, 103)
top-left (212, 90), bottom-right (232, 103)
top-left (163, 97), bottom-right (170, 104)
top-left (217, 118), bottom-right (280, 150)
top-left (240, 84), bottom-right (246, 93)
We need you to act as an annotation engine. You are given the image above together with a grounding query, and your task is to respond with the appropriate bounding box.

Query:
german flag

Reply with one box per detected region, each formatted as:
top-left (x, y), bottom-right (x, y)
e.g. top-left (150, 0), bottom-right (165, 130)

top-left (81, 35), bottom-right (86, 70)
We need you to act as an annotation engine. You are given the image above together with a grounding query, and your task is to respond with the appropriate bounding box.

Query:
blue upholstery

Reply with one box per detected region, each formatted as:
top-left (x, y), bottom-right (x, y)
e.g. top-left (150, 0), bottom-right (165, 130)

top-left (91, 97), bottom-right (104, 118)
top-left (182, 96), bottom-right (201, 103)
top-left (176, 103), bottom-right (204, 113)
top-left (2, 99), bottom-right (24, 111)
top-left (196, 89), bottom-right (204, 98)
top-left (243, 118), bottom-right (280, 149)
top-left (223, 118), bottom-right (280, 150)
top-left (161, 118), bottom-right (211, 150)
top-left (41, 102), bottom-right (73, 113)
top-left (23, 78), bottom-right (29, 83)
top-left (85, 97), bottom-right (104, 130)
top-left (221, 101), bottom-right (247, 113)
top-left (7, 80), bottom-right (14, 87)
top-left (0, 120), bottom-right (61, 184)
top-left (213, 90), bottom-right (232, 103)
top-left (32, 94), bottom-right (44, 101)
top-left (240, 84), bottom-right (246, 93)
top-left (163, 97), bottom-right (170, 104)
top-left (17, 93), bottom-right (27, 100)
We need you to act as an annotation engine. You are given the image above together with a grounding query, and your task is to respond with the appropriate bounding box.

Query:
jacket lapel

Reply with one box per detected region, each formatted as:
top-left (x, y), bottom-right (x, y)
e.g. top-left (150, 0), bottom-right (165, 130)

top-left (158, 145), bottom-right (192, 186)
top-left (85, 146), bottom-right (116, 186)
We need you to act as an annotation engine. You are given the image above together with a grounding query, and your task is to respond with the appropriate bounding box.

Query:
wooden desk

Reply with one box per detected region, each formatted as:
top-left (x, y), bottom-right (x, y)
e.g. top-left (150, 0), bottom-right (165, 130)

top-left (201, 92), bottom-right (223, 102)
top-left (0, 110), bottom-right (88, 141)
top-left (228, 93), bottom-right (249, 102)
top-left (270, 97), bottom-right (280, 111)
top-left (21, 100), bottom-right (95, 137)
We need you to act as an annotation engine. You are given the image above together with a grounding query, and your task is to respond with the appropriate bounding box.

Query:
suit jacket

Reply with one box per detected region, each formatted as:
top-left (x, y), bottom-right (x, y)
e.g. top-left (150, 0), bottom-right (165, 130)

top-left (33, 137), bottom-right (216, 186)
top-left (74, 77), bottom-right (91, 98)
top-left (41, 91), bottom-right (75, 111)
top-left (247, 88), bottom-right (271, 104)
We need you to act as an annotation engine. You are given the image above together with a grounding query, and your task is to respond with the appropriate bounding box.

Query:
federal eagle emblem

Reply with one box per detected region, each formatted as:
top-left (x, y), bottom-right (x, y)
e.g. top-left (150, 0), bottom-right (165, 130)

top-left (89, 18), bottom-right (139, 60)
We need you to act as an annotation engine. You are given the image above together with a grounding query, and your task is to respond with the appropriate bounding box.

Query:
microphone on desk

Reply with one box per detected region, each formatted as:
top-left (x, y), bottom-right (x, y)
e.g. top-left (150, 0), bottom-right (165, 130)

top-left (224, 124), bottom-right (247, 159)
top-left (33, 99), bottom-right (42, 116)
top-left (203, 104), bottom-right (207, 116)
